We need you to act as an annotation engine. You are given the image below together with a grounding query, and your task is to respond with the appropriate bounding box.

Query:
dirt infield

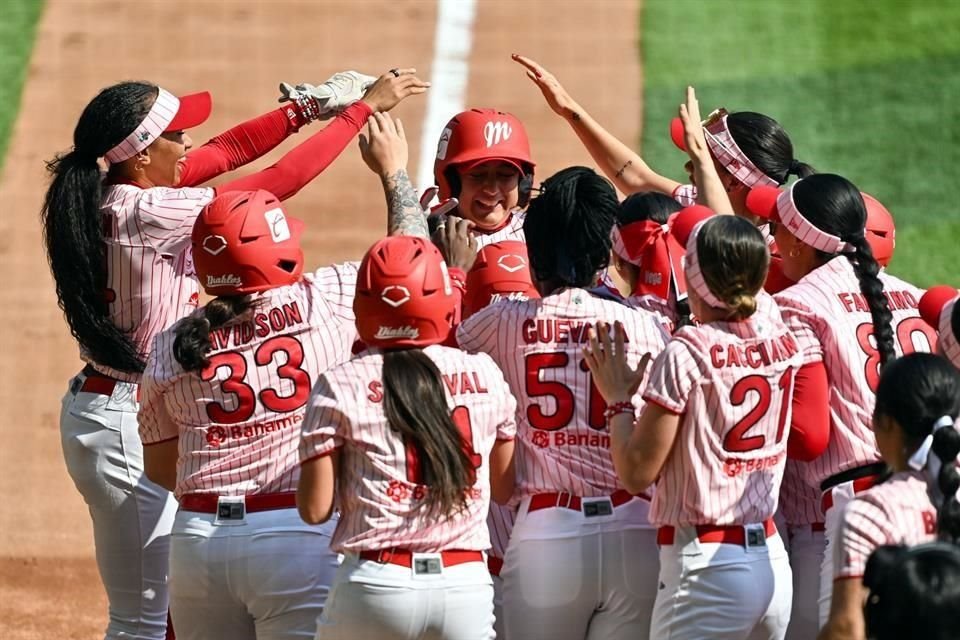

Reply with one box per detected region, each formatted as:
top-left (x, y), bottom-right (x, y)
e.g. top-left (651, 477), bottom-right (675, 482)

top-left (0, 1), bottom-right (640, 637)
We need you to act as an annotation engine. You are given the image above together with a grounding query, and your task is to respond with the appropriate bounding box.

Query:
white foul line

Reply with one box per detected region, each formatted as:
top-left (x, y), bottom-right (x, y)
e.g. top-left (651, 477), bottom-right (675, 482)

top-left (416, 0), bottom-right (477, 196)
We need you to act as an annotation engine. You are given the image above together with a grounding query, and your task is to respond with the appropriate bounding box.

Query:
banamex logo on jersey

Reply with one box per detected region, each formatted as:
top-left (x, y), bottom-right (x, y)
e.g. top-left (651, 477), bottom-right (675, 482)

top-left (483, 121), bottom-right (512, 147)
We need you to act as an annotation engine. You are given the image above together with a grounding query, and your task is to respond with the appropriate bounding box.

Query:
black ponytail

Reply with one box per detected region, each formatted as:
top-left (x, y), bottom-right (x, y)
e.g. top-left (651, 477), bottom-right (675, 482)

top-left (524, 166), bottom-right (618, 291)
top-left (382, 349), bottom-right (475, 518)
top-left (173, 296), bottom-right (257, 372)
top-left (793, 174), bottom-right (896, 367)
top-left (41, 81), bottom-right (158, 373)
top-left (932, 424), bottom-right (960, 544)
top-left (727, 111), bottom-right (816, 184)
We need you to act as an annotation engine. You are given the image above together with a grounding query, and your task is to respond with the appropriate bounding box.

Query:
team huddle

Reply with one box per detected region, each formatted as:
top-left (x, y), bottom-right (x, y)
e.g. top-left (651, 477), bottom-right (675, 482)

top-left (41, 55), bottom-right (960, 640)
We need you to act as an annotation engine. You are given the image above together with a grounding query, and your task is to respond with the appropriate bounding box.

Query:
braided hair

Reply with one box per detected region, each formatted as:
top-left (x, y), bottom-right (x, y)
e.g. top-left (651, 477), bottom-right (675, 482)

top-left (792, 174), bottom-right (896, 367)
top-left (523, 166), bottom-right (618, 293)
top-left (42, 81), bottom-right (159, 373)
top-left (173, 296), bottom-right (257, 372)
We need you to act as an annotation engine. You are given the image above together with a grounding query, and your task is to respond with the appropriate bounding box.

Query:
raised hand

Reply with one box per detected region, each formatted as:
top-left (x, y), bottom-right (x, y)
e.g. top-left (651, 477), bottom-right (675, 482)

top-left (582, 321), bottom-right (653, 404)
top-left (358, 112), bottom-right (408, 177)
top-left (512, 54), bottom-right (579, 117)
top-left (361, 68), bottom-right (431, 113)
top-left (679, 86), bottom-right (711, 165)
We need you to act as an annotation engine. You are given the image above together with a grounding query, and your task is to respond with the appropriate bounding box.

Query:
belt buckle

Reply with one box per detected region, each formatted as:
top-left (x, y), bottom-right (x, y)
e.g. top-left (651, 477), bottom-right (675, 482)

top-left (582, 497), bottom-right (614, 518)
top-left (412, 552), bottom-right (443, 576)
top-left (215, 496), bottom-right (246, 525)
top-left (745, 523), bottom-right (767, 549)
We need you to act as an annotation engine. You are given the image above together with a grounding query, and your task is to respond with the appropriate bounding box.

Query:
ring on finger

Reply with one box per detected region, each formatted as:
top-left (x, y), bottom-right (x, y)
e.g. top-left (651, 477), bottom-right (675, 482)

top-left (389, 68), bottom-right (400, 78)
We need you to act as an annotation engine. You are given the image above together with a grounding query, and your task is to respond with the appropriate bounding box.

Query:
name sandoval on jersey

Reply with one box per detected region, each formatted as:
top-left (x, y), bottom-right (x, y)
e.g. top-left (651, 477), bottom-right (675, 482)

top-left (366, 370), bottom-right (490, 403)
top-left (207, 301), bottom-right (304, 350)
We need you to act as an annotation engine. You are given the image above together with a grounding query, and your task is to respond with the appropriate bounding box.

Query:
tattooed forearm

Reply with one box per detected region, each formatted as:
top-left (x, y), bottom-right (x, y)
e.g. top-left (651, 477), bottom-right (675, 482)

top-left (382, 169), bottom-right (428, 237)
top-left (615, 159), bottom-right (633, 179)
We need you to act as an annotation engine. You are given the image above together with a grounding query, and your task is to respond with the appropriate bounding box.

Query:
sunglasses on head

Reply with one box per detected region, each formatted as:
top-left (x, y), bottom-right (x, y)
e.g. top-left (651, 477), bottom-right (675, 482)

top-left (699, 107), bottom-right (735, 157)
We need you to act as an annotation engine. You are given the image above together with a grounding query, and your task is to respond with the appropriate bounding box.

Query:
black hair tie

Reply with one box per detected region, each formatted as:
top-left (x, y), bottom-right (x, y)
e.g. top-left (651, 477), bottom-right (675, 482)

top-left (789, 159), bottom-right (803, 175)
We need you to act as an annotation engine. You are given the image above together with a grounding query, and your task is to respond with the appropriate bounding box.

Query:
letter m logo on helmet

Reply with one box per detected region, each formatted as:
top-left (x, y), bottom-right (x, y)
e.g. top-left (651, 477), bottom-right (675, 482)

top-left (354, 237), bottom-right (457, 349)
top-left (433, 108), bottom-right (535, 201)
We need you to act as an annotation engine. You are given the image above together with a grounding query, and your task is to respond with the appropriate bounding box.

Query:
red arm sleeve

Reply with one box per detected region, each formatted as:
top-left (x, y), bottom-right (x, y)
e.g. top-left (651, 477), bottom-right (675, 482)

top-left (787, 361), bottom-right (831, 461)
top-left (214, 101), bottom-right (373, 201)
top-left (178, 106), bottom-right (302, 187)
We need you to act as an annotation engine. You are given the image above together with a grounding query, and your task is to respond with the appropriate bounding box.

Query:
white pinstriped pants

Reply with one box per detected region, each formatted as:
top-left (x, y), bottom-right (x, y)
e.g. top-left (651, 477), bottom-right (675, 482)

top-left (60, 373), bottom-right (178, 640)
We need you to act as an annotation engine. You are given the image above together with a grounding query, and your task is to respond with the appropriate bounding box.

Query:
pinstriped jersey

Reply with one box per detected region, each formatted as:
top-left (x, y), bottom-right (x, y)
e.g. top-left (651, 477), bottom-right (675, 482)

top-left (138, 264), bottom-right (359, 498)
top-left (774, 259), bottom-right (934, 490)
top-left (643, 292), bottom-right (802, 526)
top-left (487, 502), bottom-right (516, 559)
top-left (299, 344), bottom-right (516, 553)
top-left (458, 287), bottom-right (669, 499)
top-left (93, 183), bottom-right (216, 382)
top-left (472, 209), bottom-right (525, 248)
top-left (937, 297), bottom-right (960, 369)
top-left (835, 471), bottom-right (937, 578)
top-left (779, 460), bottom-right (823, 526)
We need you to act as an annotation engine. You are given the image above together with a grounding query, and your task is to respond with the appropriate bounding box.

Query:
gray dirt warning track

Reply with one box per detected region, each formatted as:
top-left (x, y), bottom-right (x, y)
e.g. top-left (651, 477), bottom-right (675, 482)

top-left (0, 1), bottom-right (640, 637)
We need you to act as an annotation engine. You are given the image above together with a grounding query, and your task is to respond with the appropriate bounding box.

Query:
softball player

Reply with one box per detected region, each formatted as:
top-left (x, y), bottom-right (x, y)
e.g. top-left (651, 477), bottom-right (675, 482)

top-left (43, 71), bottom-right (426, 639)
top-left (298, 236), bottom-right (517, 640)
top-left (746, 174), bottom-right (937, 626)
top-left (819, 353), bottom-right (960, 640)
top-left (603, 191), bottom-right (686, 329)
top-left (779, 463), bottom-right (826, 640)
top-left (462, 240), bottom-right (539, 320)
top-left (139, 191), bottom-right (358, 639)
top-left (586, 213), bottom-right (809, 640)
top-left (513, 54), bottom-right (813, 216)
top-left (919, 286), bottom-right (960, 369)
top-left (862, 543), bottom-right (960, 640)
top-left (458, 167), bottom-right (669, 640)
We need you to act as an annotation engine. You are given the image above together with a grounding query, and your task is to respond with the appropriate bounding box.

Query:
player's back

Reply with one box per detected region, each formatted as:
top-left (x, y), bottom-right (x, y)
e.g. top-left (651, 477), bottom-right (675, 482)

top-left (143, 272), bottom-right (357, 498)
top-left (300, 344), bottom-right (516, 553)
top-left (643, 292), bottom-right (802, 526)
top-left (774, 258), bottom-right (935, 488)
top-left (458, 287), bottom-right (669, 498)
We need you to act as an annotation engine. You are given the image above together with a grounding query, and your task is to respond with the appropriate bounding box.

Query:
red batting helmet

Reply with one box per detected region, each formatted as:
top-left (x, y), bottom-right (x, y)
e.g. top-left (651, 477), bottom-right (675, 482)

top-left (354, 236), bottom-right (456, 348)
top-left (861, 192), bottom-right (895, 267)
top-left (463, 241), bottom-right (540, 319)
top-left (192, 190), bottom-right (304, 296)
top-left (434, 108), bottom-right (535, 201)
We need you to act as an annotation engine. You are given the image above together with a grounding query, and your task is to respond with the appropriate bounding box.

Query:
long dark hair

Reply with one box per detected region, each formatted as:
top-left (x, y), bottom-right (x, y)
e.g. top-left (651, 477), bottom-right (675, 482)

top-left (792, 174), bottom-right (896, 367)
top-left (727, 111), bottom-right (816, 184)
top-left (42, 81), bottom-right (158, 372)
top-left (863, 543), bottom-right (960, 640)
top-left (173, 296), bottom-right (256, 372)
top-left (524, 166), bottom-right (618, 291)
top-left (696, 216), bottom-right (770, 321)
top-left (875, 353), bottom-right (960, 543)
top-left (382, 349), bottom-right (475, 518)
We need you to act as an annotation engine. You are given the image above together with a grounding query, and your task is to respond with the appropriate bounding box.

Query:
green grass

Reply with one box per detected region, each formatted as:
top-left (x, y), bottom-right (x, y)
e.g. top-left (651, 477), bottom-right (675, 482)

top-left (640, 0), bottom-right (960, 286)
top-left (0, 0), bottom-right (43, 172)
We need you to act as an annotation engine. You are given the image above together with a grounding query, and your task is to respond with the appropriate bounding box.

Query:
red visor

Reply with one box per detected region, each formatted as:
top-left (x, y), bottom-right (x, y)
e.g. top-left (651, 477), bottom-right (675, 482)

top-left (166, 91), bottom-right (212, 132)
top-left (745, 185), bottom-right (783, 222)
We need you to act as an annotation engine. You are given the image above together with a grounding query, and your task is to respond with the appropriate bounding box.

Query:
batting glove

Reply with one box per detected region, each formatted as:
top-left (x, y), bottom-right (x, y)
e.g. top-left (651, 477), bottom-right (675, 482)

top-left (279, 71), bottom-right (377, 122)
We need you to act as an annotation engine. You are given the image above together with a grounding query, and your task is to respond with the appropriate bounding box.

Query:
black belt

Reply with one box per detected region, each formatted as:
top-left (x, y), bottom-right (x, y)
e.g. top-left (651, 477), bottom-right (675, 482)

top-left (819, 462), bottom-right (888, 493)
